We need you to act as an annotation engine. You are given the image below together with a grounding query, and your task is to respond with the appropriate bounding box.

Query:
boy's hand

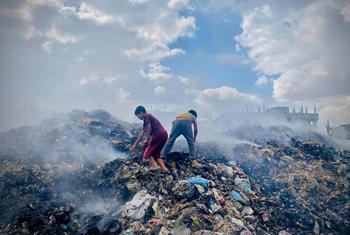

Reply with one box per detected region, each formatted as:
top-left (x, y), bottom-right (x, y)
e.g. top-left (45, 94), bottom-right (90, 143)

top-left (129, 144), bottom-right (136, 153)
top-left (144, 138), bottom-right (151, 146)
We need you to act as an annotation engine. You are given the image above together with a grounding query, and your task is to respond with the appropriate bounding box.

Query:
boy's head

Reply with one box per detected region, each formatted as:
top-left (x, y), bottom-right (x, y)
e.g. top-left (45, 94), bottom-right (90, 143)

top-left (188, 109), bottom-right (197, 118)
top-left (134, 105), bottom-right (147, 120)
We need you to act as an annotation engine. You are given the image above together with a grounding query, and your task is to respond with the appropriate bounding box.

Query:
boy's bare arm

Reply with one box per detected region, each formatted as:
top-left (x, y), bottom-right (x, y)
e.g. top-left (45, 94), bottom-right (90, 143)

top-left (130, 129), bottom-right (144, 152)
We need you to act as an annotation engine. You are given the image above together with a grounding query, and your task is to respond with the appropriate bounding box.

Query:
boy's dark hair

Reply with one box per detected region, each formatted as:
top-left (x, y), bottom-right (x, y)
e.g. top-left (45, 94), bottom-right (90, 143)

top-left (188, 110), bottom-right (197, 118)
top-left (135, 106), bottom-right (146, 115)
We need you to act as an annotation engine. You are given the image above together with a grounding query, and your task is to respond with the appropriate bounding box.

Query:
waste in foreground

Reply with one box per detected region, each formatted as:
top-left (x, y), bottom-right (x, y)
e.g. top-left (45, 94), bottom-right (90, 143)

top-left (0, 109), bottom-right (349, 234)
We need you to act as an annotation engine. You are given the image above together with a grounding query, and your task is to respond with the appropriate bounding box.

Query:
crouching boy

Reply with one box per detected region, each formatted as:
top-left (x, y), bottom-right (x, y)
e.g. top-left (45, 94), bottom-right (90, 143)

top-left (129, 106), bottom-right (169, 173)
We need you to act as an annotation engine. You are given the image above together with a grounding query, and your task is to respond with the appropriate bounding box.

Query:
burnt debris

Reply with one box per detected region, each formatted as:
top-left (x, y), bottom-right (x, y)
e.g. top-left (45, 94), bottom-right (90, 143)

top-left (0, 110), bottom-right (349, 234)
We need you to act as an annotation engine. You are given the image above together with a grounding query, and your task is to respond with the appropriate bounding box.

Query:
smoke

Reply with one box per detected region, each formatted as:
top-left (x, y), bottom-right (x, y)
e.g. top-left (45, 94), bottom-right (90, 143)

top-left (79, 197), bottom-right (121, 217)
top-left (1, 108), bottom-right (348, 224)
top-left (0, 110), bottom-right (130, 164)
top-left (0, 110), bottom-right (136, 222)
top-left (191, 109), bottom-right (350, 159)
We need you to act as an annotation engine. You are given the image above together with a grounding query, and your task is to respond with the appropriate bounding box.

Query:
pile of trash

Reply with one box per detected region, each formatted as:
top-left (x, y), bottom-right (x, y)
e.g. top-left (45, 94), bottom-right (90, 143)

top-left (1, 152), bottom-right (263, 234)
top-left (0, 109), bottom-right (349, 234)
top-left (231, 138), bottom-right (350, 234)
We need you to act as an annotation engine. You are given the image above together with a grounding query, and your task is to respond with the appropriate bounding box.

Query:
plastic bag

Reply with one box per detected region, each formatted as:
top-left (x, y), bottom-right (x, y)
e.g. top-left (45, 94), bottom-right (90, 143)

top-left (186, 177), bottom-right (209, 189)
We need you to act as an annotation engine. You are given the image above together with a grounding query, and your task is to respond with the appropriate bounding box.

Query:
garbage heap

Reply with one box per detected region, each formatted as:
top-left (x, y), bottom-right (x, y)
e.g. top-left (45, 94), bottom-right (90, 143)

top-left (1, 152), bottom-right (265, 234)
top-left (0, 109), bottom-right (140, 234)
top-left (232, 138), bottom-right (350, 234)
top-left (0, 109), bottom-right (140, 162)
top-left (0, 109), bottom-right (349, 234)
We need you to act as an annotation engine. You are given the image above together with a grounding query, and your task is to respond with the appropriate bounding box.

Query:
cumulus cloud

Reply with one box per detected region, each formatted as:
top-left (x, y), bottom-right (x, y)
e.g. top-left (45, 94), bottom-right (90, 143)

top-left (13, 0), bottom-right (115, 25)
top-left (154, 86), bottom-right (166, 95)
top-left (129, 0), bottom-right (149, 4)
top-left (195, 86), bottom-right (262, 108)
top-left (74, 3), bottom-right (115, 25)
top-left (125, 46), bottom-right (185, 62)
top-left (45, 26), bottom-right (76, 44)
top-left (0, 0), bottom-right (200, 130)
top-left (236, 0), bottom-right (350, 102)
top-left (115, 87), bottom-right (130, 102)
top-left (168, 0), bottom-right (192, 10)
top-left (42, 26), bottom-right (77, 52)
top-left (22, 23), bottom-right (77, 53)
top-left (79, 74), bottom-right (120, 86)
top-left (339, 1), bottom-right (350, 23)
top-left (140, 62), bottom-right (193, 88)
top-left (126, 14), bottom-right (195, 61)
top-left (255, 75), bottom-right (269, 86)
top-left (140, 63), bottom-right (171, 81)
top-left (13, 1), bottom-right (114, 53)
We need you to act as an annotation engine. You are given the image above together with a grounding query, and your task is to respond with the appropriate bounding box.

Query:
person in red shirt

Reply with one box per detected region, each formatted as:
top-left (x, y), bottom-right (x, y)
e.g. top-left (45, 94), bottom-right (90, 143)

top-left (129, 106), bottom-right (169, 173)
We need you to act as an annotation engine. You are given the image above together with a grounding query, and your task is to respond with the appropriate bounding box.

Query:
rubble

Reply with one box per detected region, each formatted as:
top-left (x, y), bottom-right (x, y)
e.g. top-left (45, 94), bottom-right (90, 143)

top-left (0, 110), bottom-right (349, 234)
top-left (232, 134), bottom-right (350, 234)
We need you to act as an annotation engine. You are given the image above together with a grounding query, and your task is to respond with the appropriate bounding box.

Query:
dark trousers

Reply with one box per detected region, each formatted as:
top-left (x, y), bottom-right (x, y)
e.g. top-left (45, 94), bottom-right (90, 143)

top-left (163, 119), bottom-right (194, 157)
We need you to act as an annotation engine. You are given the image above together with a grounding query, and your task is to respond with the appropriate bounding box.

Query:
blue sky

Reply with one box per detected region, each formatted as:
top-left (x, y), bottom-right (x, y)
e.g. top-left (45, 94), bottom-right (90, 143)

top-left (165, 9), bottom-right (275, 102)
top-left (0, 0), bottom-right (349, 130)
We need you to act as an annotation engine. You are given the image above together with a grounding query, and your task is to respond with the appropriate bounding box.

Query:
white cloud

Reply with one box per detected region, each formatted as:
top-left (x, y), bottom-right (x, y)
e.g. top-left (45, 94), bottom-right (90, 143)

top-left (154, 85), bottom-right (166, 95)
top-left (235, 43), bottom-right (241, 52)
top-left (115, 87), bottom-right (130, 102)
top-left (125, 46), bottom-right (185, 61)
top-left (14, 1), bottom-right (115, 54)
top-left (9, 0), bottom-right (62, 22)
top-left (46, 26), bottom-right (77, 44)
top-left (75, 3), bottom-right (114, 25)
top-left (15, 1), bottom-right (115, 25)
top-left (236, 0), bottom-right (350, 102)
top-left (129, 0), bottom-right (149, 4)
top-left (255, 75), bottom-right (268, 86)
top-left (39, 26), bottom-right (77, 53)
top-left (339, 1), bottom-right (350, 24)
top-left (1, 0), bottom-right (270, 129)
top-left (80, 74), bottom-right (100, 85)
top-left (178, 76), bottom-right (190, 85)
top-left (22, 24), bottom-right (77, 53)
top-left (22, 25), bottom-right (38, 39)
top-left (76, 56), bottom-right (84, 62)
top-left (0, 0), bottom-right (201, 129)
top-left (195, 86), bottom-right (262, 107)
top-left (129, 15), bottom-right (195, 45)
top-left (80, 74), bottom-right (119, 86)
top-left (42, 41), bottom-right (53, 53)
top-left (168, 0), bottom-right (191, 10)
top-left (140, 63), bottom-right (171, 81)
top-left (125, 14), bottom-right (195, 61)
top-left (13, 0), bottom-right (195, 59)
top-left (22, 23), bottom-right (77, 44)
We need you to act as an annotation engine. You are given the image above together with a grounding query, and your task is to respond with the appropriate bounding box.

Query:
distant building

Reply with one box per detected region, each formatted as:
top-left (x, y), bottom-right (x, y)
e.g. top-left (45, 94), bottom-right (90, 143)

top-left (213, 106), bottom-right (319, 129)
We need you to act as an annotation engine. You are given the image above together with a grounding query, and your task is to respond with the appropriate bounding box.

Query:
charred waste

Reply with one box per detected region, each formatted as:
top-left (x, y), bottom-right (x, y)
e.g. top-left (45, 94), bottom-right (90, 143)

top-left (0, 109), bottom-right (349, 235)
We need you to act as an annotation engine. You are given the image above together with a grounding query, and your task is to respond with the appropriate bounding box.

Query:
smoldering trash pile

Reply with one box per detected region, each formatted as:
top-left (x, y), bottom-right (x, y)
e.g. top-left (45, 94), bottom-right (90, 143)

top-left (0, 110), bottom-right (349, 235)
